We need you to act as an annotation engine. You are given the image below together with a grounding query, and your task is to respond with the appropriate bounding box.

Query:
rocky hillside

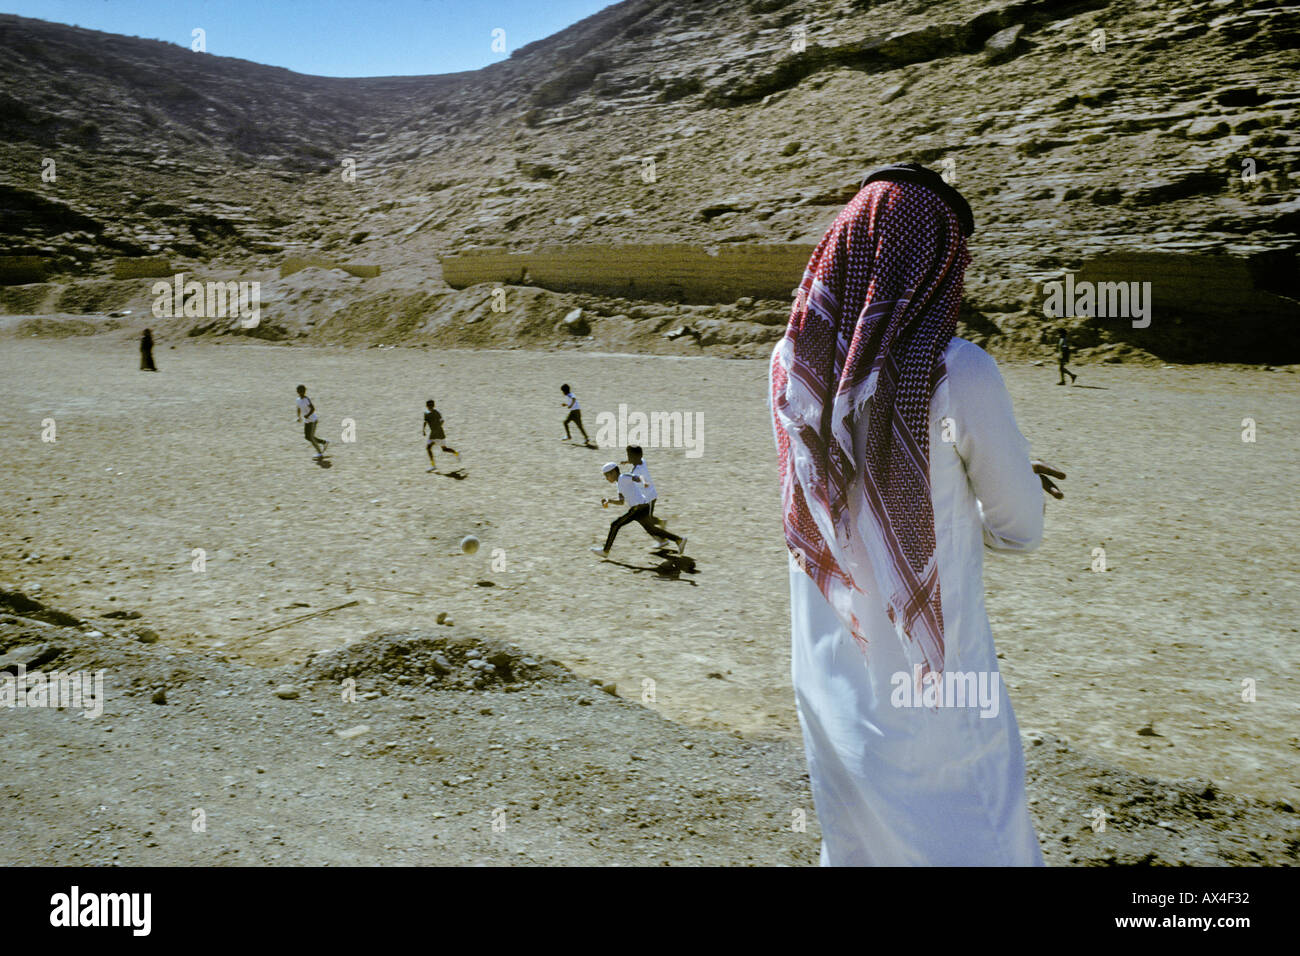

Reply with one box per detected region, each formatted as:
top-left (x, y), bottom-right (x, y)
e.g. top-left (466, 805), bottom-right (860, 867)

top-left (1, 0), bottom-right (1298, 360)
top-left (0, 15), bottom-right (458, 267)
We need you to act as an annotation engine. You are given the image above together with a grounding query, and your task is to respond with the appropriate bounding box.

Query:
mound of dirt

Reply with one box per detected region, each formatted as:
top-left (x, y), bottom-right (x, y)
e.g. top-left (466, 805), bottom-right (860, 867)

top-left (304, 630), bottom-right (575, 693)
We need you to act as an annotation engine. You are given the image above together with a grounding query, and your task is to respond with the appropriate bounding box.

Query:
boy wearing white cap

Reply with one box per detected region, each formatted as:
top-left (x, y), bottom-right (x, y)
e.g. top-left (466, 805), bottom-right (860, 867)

top-left (591, 462), bottom-right (685, 557)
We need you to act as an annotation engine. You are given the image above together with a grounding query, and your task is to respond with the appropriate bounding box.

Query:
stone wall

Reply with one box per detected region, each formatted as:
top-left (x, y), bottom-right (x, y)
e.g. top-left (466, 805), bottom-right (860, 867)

top-left (112, 257), bottom-right (172, 279)
top-left (0, 255), bottom-right (46, 285)
top-left (279, 257), bottom-right (381, 279)
top-left (439, 243), bottom-right (814, 303)
top-left (1071, 252), bottom-right (1299, 363)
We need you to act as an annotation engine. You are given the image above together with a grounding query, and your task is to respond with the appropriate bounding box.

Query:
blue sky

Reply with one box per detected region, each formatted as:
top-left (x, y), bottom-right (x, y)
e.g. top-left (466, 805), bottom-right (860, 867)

top-left (4, 0), bottom-right (617, 76)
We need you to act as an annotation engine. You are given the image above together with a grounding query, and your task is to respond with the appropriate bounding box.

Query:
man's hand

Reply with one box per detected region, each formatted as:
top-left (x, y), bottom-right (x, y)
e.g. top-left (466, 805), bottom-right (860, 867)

top-left (1031, 460), bottom-right (1066, 500)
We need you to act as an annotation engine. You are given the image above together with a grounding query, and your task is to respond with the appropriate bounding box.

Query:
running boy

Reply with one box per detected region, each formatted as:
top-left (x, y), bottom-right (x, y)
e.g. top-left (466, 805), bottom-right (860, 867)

top-left (591, 462), bottom-right (685, 557)
top-left (560, 384), bottom-right (590, 444)
top-left (624, 445), bottom-right (658, 517)
top-left (295, 385), bottom-right (329, 458)
top-left (423, 399), bottom-right (459, 472)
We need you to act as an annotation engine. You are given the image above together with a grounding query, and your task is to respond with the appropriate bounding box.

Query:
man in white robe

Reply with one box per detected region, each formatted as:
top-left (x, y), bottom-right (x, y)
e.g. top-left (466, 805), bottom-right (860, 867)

top-left (771, 164), bottom-right (1064, 866)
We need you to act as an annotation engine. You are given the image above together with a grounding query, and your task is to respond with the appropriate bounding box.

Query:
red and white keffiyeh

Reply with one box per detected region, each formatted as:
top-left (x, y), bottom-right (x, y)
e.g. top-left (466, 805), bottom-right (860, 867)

top-left (772, 178), bottom-right (970, 677)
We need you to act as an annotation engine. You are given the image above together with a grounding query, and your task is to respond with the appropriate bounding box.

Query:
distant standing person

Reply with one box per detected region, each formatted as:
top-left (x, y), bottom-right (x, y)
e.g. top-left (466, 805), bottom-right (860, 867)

top-left (1057, 330), bottom-right (1077, 386)
top-left (295, 384), bottom-right (329, 459)
top-left (590, 462), bottom-right (685, 557)
top-left (423, 399), bottom-right (459, 472)
top-left (140, 328), bottom-right (157, 372)
top-left (560, 384), bottom-right (590, 444)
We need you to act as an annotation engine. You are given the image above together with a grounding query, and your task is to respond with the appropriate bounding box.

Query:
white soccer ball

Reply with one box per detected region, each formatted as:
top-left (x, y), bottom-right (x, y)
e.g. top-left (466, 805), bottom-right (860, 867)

top-left (460, 535), bottom-right (480, 555)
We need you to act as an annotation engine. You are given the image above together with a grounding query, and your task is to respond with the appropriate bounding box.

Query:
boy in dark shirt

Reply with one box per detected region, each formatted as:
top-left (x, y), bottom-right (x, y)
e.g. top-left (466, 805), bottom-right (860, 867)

top-left (423, 400), bottom-right (459, 472)
top-left (1058, 330), bottom-right (1077, 386)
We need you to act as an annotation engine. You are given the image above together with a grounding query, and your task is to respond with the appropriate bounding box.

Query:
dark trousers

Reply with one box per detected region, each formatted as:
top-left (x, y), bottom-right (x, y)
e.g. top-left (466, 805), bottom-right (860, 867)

top-left (140, 347), bottom-right (156, 371)
top-left (564, 409), bottom-right (587, 440)
top-left (605, 504), bottom-right (680, 553)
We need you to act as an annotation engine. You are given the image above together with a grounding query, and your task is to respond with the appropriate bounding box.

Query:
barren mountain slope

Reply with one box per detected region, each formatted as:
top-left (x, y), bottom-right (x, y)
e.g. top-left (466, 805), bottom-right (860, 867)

top-left (2, 0), bottom-right (1298, 359)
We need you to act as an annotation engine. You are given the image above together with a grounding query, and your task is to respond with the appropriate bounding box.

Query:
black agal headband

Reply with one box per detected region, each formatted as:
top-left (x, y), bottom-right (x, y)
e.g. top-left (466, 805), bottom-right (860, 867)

top-left (860, 162), bottom-right (975, 237)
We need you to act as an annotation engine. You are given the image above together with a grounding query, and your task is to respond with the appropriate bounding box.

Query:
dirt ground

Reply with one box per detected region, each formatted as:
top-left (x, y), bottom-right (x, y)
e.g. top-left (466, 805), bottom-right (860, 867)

top-left (1, 333), bottom-right (1297, 813)
top-left (3, 611), bottom-right (1295, 866)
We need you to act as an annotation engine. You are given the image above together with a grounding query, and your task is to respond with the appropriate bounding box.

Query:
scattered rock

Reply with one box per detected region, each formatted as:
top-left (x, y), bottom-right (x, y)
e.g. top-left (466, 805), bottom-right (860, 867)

top-left (561, 308), bottom-right (590, 335)
top-left (1185, 117), bottom-right (1231, 140)
top-left (0, 643), bottom-right (63, 674)
top-left (273, 684), bottom-right (300, 700)
top-left (879, 81), bottom-right (910, 104)
top-left (984, 24), bottom-right (1025, 63)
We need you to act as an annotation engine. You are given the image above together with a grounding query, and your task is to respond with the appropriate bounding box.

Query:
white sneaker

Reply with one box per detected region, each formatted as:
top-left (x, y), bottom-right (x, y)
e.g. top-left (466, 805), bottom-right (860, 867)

top-left (589, 546), bottom-right (609, 557)
top-left (427, 466), bottom-right (436, 473)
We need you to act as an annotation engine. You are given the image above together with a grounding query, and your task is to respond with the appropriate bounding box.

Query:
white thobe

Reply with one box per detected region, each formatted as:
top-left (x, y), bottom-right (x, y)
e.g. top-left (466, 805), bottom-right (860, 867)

top-left (784, 337), bottom-right (1046, 866)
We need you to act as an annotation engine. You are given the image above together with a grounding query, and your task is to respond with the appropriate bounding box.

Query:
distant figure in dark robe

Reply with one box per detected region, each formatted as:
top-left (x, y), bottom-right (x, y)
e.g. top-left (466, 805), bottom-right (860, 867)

top-left (1057, 330), bottom-right (1076, 386)
top-left (140, 329), bottom-right (157, 372)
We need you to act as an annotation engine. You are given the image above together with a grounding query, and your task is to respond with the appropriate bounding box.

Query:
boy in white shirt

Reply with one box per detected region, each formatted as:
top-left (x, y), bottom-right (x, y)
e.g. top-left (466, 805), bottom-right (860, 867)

top-left (559, 383), bottom-right (591, 444)
top-left (591, 462), bottom-right (685, 557)
top-left (295, 384), bottom-right (329, 459)
top-left (624, 444), bottom-right (658, 517)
